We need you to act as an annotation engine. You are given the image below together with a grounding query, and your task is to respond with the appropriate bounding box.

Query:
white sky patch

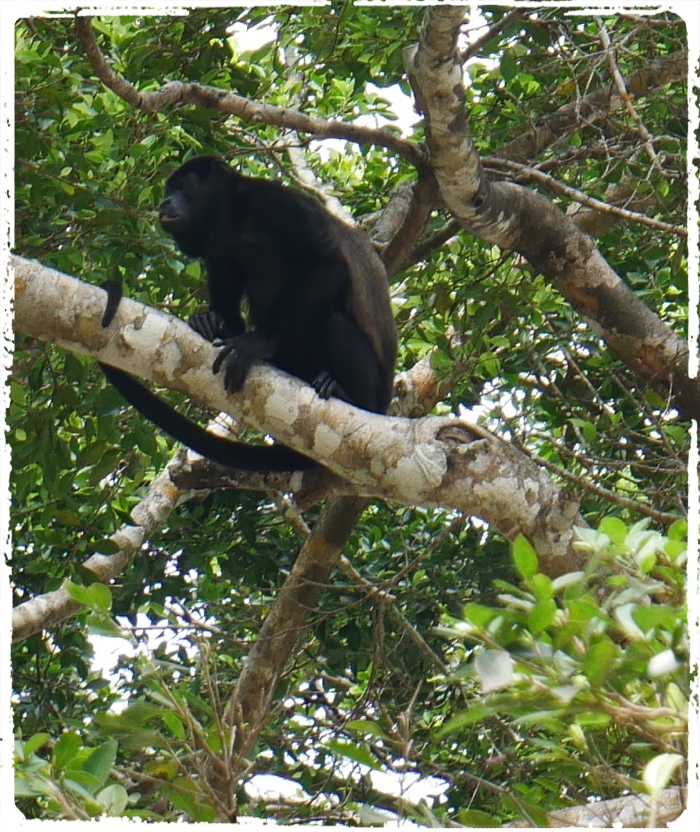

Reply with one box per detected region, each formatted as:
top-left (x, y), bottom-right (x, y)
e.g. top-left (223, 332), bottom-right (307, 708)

top-left (90, 610), bottom-right (199, 678)
top-left (362, 82), bottom-right (421, 133)
top-left (370, 768), bottom-right (448, 805)
top-left (229, 19), bottom-right (277, 54)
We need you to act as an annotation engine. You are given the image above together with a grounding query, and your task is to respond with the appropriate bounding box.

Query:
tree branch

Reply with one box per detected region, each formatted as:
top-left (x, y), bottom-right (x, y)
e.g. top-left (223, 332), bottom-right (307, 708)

top-left (74, 14), bottom-right (425, 168)
top-left (404, 8), bottom-right (696, 421)
top-left (495, 49), bottom-right (688, 164)
top-left (12, 255), bottom-right (586, 574)
top-left (12, 449), bottom-right (196, 641)
top-left (485, 157), bottom-right (686, 237)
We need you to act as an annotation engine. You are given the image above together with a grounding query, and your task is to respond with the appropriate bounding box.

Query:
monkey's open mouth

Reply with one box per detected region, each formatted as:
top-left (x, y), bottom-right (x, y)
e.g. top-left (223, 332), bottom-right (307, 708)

top-left (159, 212), bottom-right (181, 225)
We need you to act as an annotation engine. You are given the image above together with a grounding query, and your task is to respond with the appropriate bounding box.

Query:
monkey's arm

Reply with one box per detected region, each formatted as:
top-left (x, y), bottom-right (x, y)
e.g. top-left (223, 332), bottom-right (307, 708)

top-left (97, 283), bottom-right (318, 471)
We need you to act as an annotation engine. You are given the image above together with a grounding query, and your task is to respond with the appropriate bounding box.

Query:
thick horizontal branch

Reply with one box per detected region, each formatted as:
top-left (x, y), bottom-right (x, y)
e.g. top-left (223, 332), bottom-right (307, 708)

top-left (12, 255), bottom-right (585, 574)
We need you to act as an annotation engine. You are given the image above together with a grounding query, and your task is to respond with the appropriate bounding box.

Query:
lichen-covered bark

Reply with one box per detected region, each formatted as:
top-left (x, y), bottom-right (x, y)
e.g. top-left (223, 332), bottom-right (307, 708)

top-left (12, 254), bottom-right (586, 574)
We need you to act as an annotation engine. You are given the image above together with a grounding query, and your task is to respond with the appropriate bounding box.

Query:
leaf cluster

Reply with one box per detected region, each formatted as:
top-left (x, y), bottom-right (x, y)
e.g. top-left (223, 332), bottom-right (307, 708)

top-left (433, 519), bottom-right (688, 824)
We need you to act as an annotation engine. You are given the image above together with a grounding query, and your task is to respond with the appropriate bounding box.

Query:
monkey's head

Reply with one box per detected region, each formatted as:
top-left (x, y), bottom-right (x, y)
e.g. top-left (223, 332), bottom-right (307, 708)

top-left (159, 156), bottom-right (240, 257)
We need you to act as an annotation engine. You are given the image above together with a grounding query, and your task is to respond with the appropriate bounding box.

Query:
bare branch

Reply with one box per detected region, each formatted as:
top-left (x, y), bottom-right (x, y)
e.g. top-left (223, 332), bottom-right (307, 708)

top-left (222, 496), bottom-right (368, 773)
top-left (597, 17), bottom-right (661, 170)
top-left (74, 15), bottom-right (425, 168)
top-left (461, 8), bottom-right (523, 63)
top-left (486, 157), bottom-right (686, 237)
top-left (381, 173), bottom-right (440, 275)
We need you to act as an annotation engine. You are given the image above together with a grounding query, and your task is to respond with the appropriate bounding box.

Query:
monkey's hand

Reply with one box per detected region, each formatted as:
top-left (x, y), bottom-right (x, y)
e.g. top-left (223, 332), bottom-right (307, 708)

top-left (212, 332), bottom-right (276, 394)
top-left (189, 310), bottom-right (238, 343)
top-left (313, 371), bottom-right (353, 405)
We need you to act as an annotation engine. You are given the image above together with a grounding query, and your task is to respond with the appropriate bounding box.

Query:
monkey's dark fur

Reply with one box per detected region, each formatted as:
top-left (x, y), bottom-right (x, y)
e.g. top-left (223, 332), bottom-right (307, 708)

top-left (101, 156), bottom-right (396, 472)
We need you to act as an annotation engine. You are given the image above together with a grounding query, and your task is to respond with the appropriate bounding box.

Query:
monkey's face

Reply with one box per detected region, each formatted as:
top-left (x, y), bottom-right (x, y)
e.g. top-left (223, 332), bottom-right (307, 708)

top-left (159, 171), bottom-right (211, 257)
top-left (159, 157), bottom-right (235, 257)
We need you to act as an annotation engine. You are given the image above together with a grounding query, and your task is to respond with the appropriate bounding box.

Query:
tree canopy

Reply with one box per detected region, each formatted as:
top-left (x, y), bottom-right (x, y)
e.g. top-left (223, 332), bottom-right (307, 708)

top-left (6, 4), bottom-right (693, 825)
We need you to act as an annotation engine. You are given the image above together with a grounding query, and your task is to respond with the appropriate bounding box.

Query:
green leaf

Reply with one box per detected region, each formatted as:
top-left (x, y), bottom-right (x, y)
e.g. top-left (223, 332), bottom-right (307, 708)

top-left (346, 719), bottom-right (390, 741)
top-left (436, 704), bottom-right (492, 737)
top-left (528, 598), bottom-right (557, 634)
top-left (15, 772), bottom-right (49, 798)
top-left (458, 808), bottom-right (501, 826)
top-left (569, 417), bottom-right (596, 442)
top-left (168, 779), bottom-right (217, 821)
top-left (82, 741), bottom-right (118, 787)
top-left (642, 753), bottom-right (685, 796)
top-left (65, 580), bottom-right (113, 613)
top-left (462, 602), bottom-right (497, 627)
top-left (583, 638), bottom-right (618, 687)
top-left (53, 509), bottom-right (82, 526)
top-left (632, 604), bottom-right (679, 634)
top-left (664, 539), bottom-right (686, 561)
top-left (326, 740), bottom-right (381, 770)
top-left (500, 52), bottom-right (517, 82)
top-left (162, 712), bottom-right (186, 739)
top-left (53, 731), bottom-right (82, 773)
top-left (508, 797), bottom-right (550, 827)
top-left (63, 774), bottom-right (104, 804)
top-left (664, 682), bottom-right (688, 713)
top-left (23, 733), bottom-right (51, 756)
top-left (598, 516), bottom-right (627, 543)
top-left (97, 782), bottom-right (129, 816)
top-left (667, 519), bottom-right (687, 541)
top-left (529, 572), bottom-right (553, 602)
top-left (512, 535), bottom-right (538, 579)
top-left (574, 711), bottom-right (611, 728)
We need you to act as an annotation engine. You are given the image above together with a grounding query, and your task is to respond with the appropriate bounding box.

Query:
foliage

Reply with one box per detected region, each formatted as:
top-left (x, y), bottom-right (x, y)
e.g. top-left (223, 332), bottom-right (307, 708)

top-left (14, 518), bottom-right (687, 823)
top-left (15, 733), bottom-right (127, 820)
top-left (434, 519), bottom-right (688, 825)
top-left (10, 6), bottom-right (690, 825)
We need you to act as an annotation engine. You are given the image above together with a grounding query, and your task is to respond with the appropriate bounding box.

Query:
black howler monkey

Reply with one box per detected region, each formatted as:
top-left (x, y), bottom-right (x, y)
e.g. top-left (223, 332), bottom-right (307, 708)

top-left (100, 156), bottom-right (397, 472)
